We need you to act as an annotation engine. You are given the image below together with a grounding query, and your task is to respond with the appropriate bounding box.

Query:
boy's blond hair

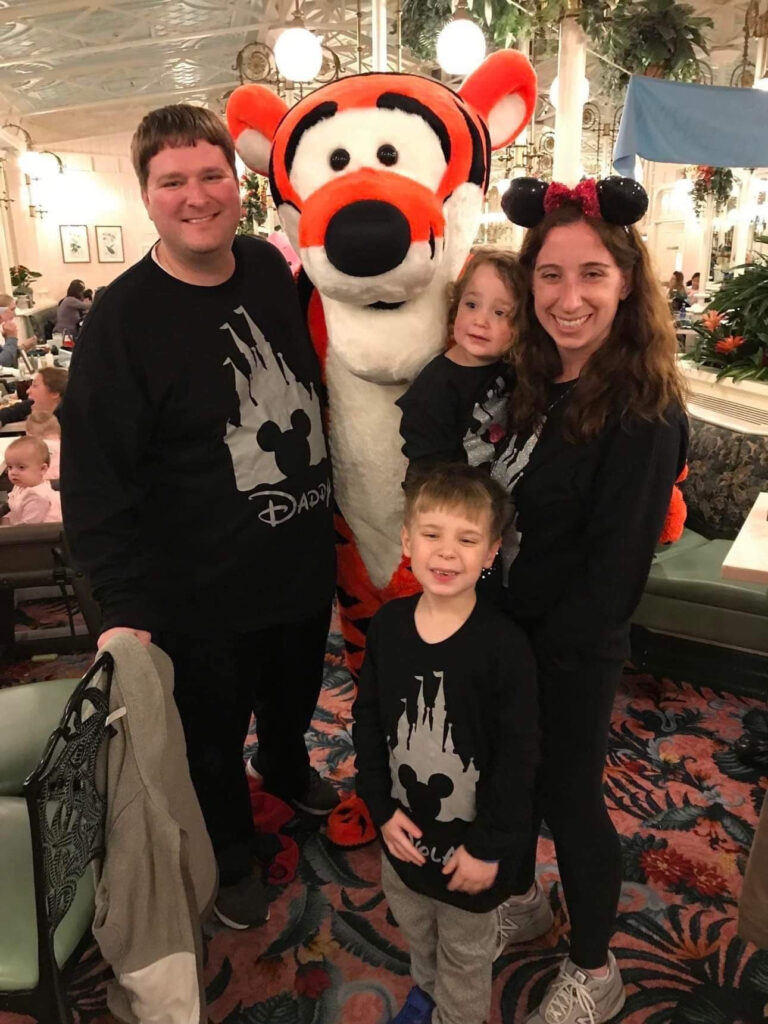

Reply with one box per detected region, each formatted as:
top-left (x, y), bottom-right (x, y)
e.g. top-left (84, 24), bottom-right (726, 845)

top-left (25, 411), bottom-right (61, 439)
top-left (403, 463), bottom-right (510, 541)
top-left (5, 435), bottom-right (50, 467)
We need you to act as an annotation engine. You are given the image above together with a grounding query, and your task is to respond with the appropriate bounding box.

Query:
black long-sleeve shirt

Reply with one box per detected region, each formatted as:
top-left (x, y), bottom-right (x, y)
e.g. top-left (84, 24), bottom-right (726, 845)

top-left (353, 595), bottom-right (539, 912)
top-left (60, 236), bottom-right (335, 634)
top-left (494, 384), bottom-right (689, 660)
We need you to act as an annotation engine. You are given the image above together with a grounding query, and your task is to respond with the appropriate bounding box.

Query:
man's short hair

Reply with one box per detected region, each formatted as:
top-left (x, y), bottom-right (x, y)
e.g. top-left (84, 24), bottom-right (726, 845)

top-left (131, 104), bottom-right (237, 190)
top-left (6, 435), bottom-right (50, 466)
top-left (0, 293), bottom-right (13, 308)
top-left (403, 463), bottom-right (510, 541)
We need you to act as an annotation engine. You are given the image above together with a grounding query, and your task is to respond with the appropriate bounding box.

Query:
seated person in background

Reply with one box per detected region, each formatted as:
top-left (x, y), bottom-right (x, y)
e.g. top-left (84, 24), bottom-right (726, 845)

top-left (686, 271), bottom-right (701, 300)
top-left (53, 280), bottom-right (91, 338)
top-left (0, 293), bottom-right (19, 368)
top-left (1, 436), bottom-right (61, 525)
top-left (667, 271), bottom-right (689, 313)
top-left (25, 410), bottom-right (61, 479)
top-left (0, 366), bottom-right (68, 426)
top-left (82, 288), bottom-right (93, 301)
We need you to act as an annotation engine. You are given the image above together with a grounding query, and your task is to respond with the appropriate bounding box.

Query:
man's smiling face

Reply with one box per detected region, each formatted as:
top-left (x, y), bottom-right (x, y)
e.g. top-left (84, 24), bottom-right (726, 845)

top-left (142, 140), bottom-right (241, 267)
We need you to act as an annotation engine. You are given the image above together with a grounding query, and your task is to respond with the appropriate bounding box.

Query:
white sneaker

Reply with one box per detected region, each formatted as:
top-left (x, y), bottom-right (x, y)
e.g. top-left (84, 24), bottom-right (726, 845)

top-left (525, 952), bottom-right (626, 1024)
top-left (495, 881), bottom-right (554, 958)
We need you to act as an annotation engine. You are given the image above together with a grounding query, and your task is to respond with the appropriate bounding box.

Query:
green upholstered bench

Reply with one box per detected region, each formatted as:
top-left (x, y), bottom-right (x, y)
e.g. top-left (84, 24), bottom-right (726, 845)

top-left (633, 415), bottom-right (768, 670)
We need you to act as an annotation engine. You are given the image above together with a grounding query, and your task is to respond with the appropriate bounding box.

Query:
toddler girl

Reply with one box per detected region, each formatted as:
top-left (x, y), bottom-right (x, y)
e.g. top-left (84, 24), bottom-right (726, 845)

top-left (25, 410), bottom-right (61, 480)
top-left (397, 248), bottom-right (524, 478)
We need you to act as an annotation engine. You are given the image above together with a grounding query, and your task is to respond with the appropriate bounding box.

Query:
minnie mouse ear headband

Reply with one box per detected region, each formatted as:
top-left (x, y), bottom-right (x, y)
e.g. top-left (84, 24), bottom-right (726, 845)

top-left (501, 176), bottom-right (648, 228)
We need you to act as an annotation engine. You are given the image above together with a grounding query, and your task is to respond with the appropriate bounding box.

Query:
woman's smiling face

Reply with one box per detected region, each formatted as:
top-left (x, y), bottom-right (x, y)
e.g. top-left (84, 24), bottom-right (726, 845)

top-left (532, 219), bottom-right (631, 371)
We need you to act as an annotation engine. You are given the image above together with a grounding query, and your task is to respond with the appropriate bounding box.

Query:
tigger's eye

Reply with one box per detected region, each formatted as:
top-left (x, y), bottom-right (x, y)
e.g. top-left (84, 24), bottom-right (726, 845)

top-left (330, 148), bottom-right (350, 171)
top-left (377, 143), bottom-right (398, 167)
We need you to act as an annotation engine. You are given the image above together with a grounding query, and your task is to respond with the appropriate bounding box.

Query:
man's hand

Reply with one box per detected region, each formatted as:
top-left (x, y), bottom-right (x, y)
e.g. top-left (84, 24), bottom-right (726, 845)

top-left (442, 846), bottom-right (498, 894)
top-left (97, 626), bottom-right (152, 649)
top-left (381, 809), bottom-right (426, 866)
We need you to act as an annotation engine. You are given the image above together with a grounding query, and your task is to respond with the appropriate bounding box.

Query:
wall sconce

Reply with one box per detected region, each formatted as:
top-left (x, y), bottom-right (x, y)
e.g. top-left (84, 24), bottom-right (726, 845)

top-left (1, 123), bottom-right (64, 218)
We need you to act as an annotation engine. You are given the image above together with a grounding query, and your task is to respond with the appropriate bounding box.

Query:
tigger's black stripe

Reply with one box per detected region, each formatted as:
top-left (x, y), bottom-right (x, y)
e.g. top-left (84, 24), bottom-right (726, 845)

top-left (284, 101), bottom-right (338, 176)
top-left (454, 99), bottom-right (486, 188)
top-left (376, 92), bottom-right (451, 165)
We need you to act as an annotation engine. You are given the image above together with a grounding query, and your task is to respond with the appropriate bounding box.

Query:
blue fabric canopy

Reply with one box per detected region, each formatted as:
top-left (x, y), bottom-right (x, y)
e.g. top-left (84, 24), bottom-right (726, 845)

top-left (613, 76), bottom-right (768, 178)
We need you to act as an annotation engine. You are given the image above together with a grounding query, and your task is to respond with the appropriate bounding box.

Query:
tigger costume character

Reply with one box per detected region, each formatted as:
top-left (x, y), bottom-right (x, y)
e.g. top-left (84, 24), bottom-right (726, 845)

top-left (227, 53), bottom-right (536, 674)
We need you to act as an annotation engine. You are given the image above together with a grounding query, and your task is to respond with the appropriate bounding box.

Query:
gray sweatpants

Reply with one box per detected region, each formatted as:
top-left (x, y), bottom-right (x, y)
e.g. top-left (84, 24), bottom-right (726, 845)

top-left (381, 854), bottom-right (497, 1024)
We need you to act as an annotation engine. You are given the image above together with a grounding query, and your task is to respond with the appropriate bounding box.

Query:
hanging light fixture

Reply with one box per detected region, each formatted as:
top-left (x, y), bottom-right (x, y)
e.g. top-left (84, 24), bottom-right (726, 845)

top-left (436, 0), bottom-right (486, 77)
top-left (274, 0), bottom-right (323, 83)
top-left (548, 76), bottom-right (590, 110)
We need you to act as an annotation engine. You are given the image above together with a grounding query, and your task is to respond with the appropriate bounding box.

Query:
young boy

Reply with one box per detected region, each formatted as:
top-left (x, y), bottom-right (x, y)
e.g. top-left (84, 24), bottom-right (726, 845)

top-left (352, 464), bottom-right (539, 1024)
top-left (1, 436), bottom-right (61, 525)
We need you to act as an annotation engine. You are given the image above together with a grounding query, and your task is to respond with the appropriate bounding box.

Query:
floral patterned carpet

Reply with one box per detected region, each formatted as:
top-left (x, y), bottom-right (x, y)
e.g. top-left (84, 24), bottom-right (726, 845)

top-left (1, 614), bottom-right (767, 1024)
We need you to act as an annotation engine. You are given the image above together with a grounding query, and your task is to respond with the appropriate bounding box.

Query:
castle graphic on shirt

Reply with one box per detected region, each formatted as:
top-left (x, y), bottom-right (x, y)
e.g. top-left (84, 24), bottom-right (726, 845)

top-left (222, 305), bottom-right (326, 490)
top-left (390, 670), bottom-right (479, 824)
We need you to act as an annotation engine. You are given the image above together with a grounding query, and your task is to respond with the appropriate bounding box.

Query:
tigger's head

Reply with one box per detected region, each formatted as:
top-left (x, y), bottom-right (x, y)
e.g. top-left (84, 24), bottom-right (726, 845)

top-left (228, 54), bottom-right (535, 382)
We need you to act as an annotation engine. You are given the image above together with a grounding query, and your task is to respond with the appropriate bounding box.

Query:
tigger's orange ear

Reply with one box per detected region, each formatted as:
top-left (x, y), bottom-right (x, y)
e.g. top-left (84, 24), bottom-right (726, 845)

top-left (459, 50), bottom-right (537, 151)
top-left (226, 85), bottom-right (289, 175)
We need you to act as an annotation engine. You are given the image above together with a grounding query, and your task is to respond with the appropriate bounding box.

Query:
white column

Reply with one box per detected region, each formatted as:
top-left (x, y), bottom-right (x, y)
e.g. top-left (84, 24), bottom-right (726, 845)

top-left (552, 12), bottom-right (587, 185)
top-left (371, 0), bottom-right (388, 72)
top-left (731, 170), bottom-right (753, 269)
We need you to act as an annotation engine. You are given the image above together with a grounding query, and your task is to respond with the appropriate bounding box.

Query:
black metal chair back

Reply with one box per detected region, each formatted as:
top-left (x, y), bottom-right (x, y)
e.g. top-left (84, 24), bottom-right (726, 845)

top-left (7, 651), bottom-right (115, 1022)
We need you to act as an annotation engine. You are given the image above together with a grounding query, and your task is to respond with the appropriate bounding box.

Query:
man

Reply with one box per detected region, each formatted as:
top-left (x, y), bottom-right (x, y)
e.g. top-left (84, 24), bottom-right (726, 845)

top-left (61, 105), bottom-right (337, 929)
top-left (0, 294), bottom-right (19, 368)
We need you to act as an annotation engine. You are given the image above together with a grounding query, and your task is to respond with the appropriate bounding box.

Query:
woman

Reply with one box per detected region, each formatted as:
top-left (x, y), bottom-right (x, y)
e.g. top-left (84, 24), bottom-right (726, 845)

top-left (53, 280), bottom-right (90, 338)
top-left (495, 177), bottom-right (688, 1024)
top-left (686, 271), bottom-right (701, 300)
top-left (0, 366), bottom-right (68, 426)
top-left (667, 270), bottom-right (688, 313)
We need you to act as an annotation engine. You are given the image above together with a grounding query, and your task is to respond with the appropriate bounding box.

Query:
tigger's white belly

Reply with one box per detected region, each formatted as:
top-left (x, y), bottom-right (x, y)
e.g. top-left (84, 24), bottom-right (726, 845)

top-left (326, 348), bottom-right (410, 588)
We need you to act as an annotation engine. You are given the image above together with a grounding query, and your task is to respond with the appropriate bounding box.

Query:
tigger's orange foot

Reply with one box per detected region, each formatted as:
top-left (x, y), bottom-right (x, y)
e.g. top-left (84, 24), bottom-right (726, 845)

top-left (326, 794), bottom-right (376, 848)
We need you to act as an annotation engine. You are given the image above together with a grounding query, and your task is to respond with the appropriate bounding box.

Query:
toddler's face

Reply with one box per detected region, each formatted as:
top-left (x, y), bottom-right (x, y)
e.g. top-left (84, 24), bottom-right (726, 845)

top-left (6, 452), bottom-right (47, 489)
top-left (451, 263), bottom-right (514, 366)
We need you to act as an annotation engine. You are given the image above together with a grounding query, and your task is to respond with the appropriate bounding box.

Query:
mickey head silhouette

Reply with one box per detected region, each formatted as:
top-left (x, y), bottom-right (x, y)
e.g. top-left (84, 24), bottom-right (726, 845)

top-left (257, 408), bottom-right (312, 478)
top-left (398, 764), bottom-right (454, 821)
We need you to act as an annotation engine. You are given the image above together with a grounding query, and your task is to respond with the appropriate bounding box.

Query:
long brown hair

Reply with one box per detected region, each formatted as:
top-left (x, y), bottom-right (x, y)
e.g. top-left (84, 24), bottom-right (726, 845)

top-left (511, 204), bottom-right (684, 441)
top-left (446, 247), bottom-right (526, 350)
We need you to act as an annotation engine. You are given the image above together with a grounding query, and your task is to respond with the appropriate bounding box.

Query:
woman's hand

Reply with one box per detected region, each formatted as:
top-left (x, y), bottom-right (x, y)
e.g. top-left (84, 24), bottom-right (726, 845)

top-left (443, 845), bottom-right (498, 893)
top-left (381, 809), bottom-right (426, 865)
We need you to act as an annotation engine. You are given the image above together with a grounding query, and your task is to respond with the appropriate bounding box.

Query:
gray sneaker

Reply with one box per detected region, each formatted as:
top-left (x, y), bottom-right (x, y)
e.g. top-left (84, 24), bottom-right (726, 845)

top-left (214, 872), bottom-right (270, 930)
top-left (525, 953), bottom-right (626, 1024)
top-left (495, 881), bottom-right (554, 957)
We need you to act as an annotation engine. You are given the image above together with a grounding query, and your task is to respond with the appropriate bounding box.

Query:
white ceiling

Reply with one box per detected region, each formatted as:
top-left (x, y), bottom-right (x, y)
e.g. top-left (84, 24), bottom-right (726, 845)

top-left (0, 0), bottom-right (760, 145)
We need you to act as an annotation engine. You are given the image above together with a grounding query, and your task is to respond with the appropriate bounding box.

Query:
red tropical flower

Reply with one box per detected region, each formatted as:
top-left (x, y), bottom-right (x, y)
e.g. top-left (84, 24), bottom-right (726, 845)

top-left (640, 847), bottom-right (692, 886)
top-left (715, 335), bottom-right (745, 354)
top-left (682, 859), bottom-right (730, 897)
top-left (701, 309), bottom-right (723, 332)
top-left (295, 963), bottom-right (332, 999)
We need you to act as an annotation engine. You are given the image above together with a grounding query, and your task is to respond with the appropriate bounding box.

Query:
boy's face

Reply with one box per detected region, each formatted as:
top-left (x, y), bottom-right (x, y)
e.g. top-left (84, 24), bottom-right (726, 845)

top-left (6, 448), bottom-right (48, 488)
top-left (402, 503), bottom-right (500, 600)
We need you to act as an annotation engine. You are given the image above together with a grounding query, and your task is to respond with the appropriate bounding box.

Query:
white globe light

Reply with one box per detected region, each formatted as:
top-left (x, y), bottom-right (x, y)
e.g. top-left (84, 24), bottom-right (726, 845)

top-left (755, 76), bottom-right (768, 92)
top-left (436, 17), bottom-right (486, 76)
top-left (549, 75), bottom-right (590, 109)
top-left (274, 25), bottom-right (323, 82)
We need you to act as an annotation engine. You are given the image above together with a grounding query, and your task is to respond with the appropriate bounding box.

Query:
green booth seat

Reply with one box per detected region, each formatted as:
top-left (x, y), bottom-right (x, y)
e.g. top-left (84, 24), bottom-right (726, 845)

top-left (635, 529), bottom-right (768, 655)
top-left (0, 798), bottom-right (96, 992)
top-left (0, 678), bottom-right (80, 796)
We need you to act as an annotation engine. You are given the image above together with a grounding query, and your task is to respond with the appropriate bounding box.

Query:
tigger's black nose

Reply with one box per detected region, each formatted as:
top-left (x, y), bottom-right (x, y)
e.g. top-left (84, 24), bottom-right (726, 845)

top-left (325, 200), bottom-right (411, 277)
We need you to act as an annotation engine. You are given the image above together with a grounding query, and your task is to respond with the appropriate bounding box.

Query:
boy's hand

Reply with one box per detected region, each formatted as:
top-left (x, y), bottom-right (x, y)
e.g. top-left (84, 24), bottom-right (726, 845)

top-left (442, 846), bottom-right (498, 893)
top-left (381, 809), bottom-right (426, 866)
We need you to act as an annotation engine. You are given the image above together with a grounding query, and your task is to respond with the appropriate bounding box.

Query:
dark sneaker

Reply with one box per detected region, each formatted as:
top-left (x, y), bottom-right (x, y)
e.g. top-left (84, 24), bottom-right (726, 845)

top-left (392, 986), bottom-right (435, 1024)
top-left (213, 872), bottom-right (269, 930)
top-left (292, 767), bottom-right (340, 816)
top-left (247, 760), bottom-right (339, 816)
top-left (525, 953), bottom-right (626, 1023)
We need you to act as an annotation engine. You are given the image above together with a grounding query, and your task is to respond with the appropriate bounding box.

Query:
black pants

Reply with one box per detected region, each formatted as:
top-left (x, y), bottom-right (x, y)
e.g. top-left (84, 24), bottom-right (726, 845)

top-left (512, 645), bottom-right (625, 970)
top-left (157, 603), bottom-right (332, 886)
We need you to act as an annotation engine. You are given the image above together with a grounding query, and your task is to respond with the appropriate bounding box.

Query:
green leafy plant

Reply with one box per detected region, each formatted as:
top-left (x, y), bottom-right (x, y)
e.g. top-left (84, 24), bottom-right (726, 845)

top-left (237, 170), bottom-right (267, 236)
top-left (690, 166), bottom-right (735, 219)
top-left (685, 256), bottom-right (768, 381)
top-left (9, 264), bottom-right (42, 293)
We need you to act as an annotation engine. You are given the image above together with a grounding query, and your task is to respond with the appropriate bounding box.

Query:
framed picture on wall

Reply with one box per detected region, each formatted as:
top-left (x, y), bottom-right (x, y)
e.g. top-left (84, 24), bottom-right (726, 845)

top-left (59, 224), bottom-right (90, 263)
top-left (95, 225), bottom-right (124, 264)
